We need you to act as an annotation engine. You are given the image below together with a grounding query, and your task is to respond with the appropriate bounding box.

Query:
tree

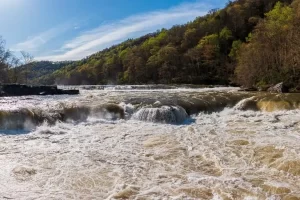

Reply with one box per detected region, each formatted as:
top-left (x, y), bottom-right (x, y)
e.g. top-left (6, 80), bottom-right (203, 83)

top-left (0, 37), bottom-right (14, 83)
top-left (18, 0), bottom-right (299, 87)
top-left (198, 34), bottom-right (220, 74)
top-left (8, 57), bottom-right (21, 83)
top-left (236, 1), bottom-right (299, 87)
top-left (157, 45), bottom-right (180, 83)
top-left (229, 40), bottom-right (242, 60)
top-left (20, 51), bottom-right (34, 84)
top-left (181, 28), bottom-right (198, 50)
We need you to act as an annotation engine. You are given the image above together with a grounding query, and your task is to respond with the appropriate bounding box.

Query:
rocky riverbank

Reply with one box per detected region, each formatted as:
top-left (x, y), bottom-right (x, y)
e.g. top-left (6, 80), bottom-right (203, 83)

top-left (0, 84), bottom-right (79, 96)
top-left (239, 82), bottom-right (300, 93)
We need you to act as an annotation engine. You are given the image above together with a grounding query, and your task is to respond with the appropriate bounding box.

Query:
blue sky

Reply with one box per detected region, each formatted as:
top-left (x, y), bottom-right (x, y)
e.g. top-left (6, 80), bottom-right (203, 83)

top-left (0, 0), bottom-right (227, 61)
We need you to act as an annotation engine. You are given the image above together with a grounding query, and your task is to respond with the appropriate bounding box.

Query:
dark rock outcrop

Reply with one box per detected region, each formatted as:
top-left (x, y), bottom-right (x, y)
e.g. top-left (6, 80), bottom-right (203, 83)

top-left (267, 82), bottom-right (289, 93)
top-left (0, 84), bottom-right (79, 96)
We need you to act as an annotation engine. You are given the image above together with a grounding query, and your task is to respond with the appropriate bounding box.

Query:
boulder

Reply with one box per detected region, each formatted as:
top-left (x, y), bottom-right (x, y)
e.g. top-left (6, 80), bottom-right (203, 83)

top-left (267, 82), bottom-right (289, 93)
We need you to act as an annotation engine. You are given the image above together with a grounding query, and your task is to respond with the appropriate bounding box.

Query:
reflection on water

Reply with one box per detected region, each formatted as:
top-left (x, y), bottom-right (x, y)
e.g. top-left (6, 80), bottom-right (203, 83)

top-left (0, 86), bottom-right (299, 199)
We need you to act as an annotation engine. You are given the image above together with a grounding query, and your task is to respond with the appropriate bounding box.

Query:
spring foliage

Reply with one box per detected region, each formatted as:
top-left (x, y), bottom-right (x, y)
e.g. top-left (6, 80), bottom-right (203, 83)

top-left (4, 0), bottom-right (300, 88)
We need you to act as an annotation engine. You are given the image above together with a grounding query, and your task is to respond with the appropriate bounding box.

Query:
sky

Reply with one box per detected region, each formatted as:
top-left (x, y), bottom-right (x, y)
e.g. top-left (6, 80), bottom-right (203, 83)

top-left (0, 0), bottom-right (227, 61)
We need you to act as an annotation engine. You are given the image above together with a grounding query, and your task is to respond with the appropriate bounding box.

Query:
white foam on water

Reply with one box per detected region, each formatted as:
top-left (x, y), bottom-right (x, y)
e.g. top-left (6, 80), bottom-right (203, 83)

top-left (132, 105), bottom-right (188, 124)
top-left (0, 88), bottom-right (299, 199)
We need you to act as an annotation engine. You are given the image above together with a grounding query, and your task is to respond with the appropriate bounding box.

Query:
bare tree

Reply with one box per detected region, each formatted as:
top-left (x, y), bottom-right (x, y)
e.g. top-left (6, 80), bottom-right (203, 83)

top-left (9, 56), bottom-right (21, 83)
top-left (0, 36), bottom-right (12, 83)
top-left (20, 51), bottom-right (34, 85)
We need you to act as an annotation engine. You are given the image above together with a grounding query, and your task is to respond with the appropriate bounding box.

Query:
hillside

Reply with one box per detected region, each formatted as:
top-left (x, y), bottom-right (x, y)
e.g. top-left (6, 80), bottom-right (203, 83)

top-left (15, 61), bottom-right (74, 85)
top-left (13, 0), bottom-right (300, 88)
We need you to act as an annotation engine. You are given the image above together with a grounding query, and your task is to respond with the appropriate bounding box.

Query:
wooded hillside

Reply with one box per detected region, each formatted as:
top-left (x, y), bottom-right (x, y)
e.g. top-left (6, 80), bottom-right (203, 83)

top-left (1, 0), bottom-right (300, 89)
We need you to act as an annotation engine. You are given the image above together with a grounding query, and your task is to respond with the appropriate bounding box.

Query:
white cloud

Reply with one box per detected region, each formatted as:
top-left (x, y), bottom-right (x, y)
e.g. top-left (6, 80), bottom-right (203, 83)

top-left (12, 23), bottom-right (72, 52)
top-left (36, 1), bottom-right (212, 61)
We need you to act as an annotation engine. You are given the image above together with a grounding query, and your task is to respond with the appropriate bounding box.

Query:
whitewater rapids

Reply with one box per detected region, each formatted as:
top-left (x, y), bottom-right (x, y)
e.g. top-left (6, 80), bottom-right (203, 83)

top-left (0, 86), bottom-right (300, 200)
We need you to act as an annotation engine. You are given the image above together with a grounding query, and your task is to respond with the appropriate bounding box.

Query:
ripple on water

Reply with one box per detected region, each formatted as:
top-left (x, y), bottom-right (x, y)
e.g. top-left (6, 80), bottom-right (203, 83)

top-left (253, 145), bottom-right (284, 166)
top-left (12, 166), bottom-right (37, 181)
top-left (176, 187), bottom-right (213, 199)
top-left (276, 160), bottom-right (300, 176)
top-left (0, 89), bottom-right (300, 199)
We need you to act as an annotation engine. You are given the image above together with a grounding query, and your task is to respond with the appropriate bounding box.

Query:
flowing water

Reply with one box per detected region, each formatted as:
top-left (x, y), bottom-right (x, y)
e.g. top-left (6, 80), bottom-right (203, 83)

top-left (0, 86), bottom-right (300, 200)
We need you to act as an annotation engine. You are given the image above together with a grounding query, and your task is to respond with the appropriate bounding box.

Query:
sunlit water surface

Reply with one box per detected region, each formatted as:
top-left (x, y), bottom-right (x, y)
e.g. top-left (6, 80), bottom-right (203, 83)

top-left (0, 86), bottom-right (299, 200)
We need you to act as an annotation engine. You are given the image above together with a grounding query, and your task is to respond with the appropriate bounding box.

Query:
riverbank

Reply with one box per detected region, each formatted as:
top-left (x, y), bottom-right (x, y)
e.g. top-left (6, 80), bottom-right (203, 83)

top-left (0, 84), bottom-right (79, 96)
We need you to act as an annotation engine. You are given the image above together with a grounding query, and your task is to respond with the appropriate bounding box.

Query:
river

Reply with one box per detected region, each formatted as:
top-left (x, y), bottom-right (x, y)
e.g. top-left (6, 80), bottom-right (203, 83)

top-left (0, 86), bottom-right (299, 199)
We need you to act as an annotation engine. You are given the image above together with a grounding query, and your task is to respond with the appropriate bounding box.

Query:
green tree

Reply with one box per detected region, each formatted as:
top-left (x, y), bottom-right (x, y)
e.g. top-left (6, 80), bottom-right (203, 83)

top-left (236, 1), bottom-right (298, 87)
top-left (229, 40), bottom-right (242, 60)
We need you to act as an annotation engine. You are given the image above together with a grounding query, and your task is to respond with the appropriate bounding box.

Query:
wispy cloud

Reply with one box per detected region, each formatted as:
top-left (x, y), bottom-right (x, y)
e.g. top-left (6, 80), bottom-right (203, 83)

top-left (37, 1), bottom-right (212, 61)
top-left (12, 23), bottom-right (72, 52)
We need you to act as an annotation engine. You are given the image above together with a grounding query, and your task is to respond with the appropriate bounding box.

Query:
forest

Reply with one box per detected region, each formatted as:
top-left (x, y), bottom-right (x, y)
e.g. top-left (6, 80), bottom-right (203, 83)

top-left (0, 0), bottom-right (299, 90)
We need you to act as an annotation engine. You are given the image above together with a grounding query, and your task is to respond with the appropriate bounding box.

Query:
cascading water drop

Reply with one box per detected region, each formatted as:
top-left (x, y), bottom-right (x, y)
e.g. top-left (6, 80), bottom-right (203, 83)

top-left (233, 96), bottom-right (258, 111)
top-left (132, 105), bottom-right (188, 124)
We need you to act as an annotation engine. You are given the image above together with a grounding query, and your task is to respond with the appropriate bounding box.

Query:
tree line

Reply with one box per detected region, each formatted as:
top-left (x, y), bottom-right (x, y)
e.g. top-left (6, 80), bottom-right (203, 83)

top-left (0, 38), bottom-right (72, 85)
top-left (236, 0), bottom-right (300, 89)
top-left (2, 0), bottom-right (300, 89)
top-left (0, 37), bottom-right (35, 84)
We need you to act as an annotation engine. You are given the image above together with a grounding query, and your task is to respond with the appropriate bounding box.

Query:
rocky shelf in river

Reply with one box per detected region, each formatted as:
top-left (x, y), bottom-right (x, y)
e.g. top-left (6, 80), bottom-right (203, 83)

top-left (0, 84), bottom-right (79, 96)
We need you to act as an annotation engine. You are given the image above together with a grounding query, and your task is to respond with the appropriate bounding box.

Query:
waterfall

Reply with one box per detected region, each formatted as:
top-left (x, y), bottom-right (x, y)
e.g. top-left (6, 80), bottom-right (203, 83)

top-left (234, 96), bottom-right (258, 111)
top-left (132, 105), bottom-right (188, 124)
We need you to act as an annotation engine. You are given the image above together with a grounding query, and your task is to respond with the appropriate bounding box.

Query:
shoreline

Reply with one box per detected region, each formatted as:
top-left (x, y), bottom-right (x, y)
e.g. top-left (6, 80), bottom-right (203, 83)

top-left (0, 84), bottom-right (79, 97)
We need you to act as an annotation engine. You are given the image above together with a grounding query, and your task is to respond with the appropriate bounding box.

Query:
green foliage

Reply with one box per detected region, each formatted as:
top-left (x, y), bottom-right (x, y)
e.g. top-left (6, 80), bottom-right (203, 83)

top-left (220, 27), bottom-right (233, 41)
top-left (12, 0), bottom-right (298, 89)
top-left (246, 33), bottom-right (252, 42)
top-left (236, 0), bottom-right (300, 88)
top-left (16, 61), bottom-right (74, 85)
top-left (198, 34), bottom-right (219, 48)
top-left (265, 2), bottom-right (293, 32)
top-left (229, 40), bottom-right (242, 60)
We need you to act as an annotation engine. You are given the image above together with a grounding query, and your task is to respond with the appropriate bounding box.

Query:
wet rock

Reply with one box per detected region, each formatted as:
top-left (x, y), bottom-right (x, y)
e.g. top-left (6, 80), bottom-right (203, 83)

top-left (0, 84), bottom-right (79, 96)
top-left (268, 82), bottom-right (289, 93)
